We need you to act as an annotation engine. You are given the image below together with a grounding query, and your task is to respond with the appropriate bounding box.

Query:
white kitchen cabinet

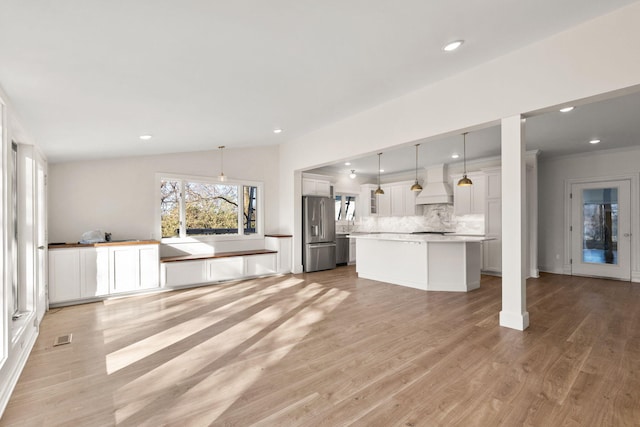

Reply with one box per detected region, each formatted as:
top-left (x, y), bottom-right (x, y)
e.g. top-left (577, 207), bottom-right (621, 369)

top-left (302, 177), bottom-right (331, 196)
top-left (207, 257), bottom-right (245, 281)
top-left (359, 184), bottom-right (378, 216)
top-left (164, 260), bottom-right (208, 287)
top-left (377, 185), bottom-right (391, 216)
top-left (49, 242), bottom-right (160, 304)
top-left (265, 236), bottom-right (292, 274)
top-left (361, 181), bottom-right (417, 218)
top-left (109, 244), bottom-right (160, 293)
top-left (245, 254), bottom-right (277, 276)
top-left (453, 173), bottom-right (486, 216)
top-left (81, 247), bottom-right (109, 298)
top-left (49, 249), bottom-right (82, 303)
top-left (483, 169), bottom-right (502, 273)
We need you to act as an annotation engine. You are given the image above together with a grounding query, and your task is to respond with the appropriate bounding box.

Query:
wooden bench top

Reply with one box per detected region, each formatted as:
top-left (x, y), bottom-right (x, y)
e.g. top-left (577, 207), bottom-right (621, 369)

top-left (161, 249), bottom-right (277, 263)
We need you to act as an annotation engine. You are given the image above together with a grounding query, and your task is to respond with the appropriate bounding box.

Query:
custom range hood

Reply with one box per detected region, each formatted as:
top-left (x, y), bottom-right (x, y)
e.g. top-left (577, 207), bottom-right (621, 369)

top-left (415, 164), bottom-right (453, 205)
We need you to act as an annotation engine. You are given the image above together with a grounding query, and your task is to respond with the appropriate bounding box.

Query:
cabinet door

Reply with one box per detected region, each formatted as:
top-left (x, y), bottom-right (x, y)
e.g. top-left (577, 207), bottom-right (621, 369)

top-left (302, 178), bottom-right (316, 195)
top-left (404, 187), bottom-right (417, 216)
top-left (486, 199), bottom-right (502, 236)
top-left (48, 249), bottom-right (81, 303)
top-left (139, 246), bottom-right (160, 289)
top-left (315, 180), bottom-right (331, 196)
top-left (164, 260), bottom-right (208, 287)
top-left (377, 187), bottom-right (391, 217)
top-left (208, 258), bottom-right (244, 281)
top-left (454, 183), bottom-right (471, 216)
top-left (390, 185), bottom-right (405, 216)
top-left (110, 246), bottom-right (140, 293)
top-left (471, 175), bottom-right (486, 214)
top-left (81, 247), bottom-right (109, 298)
top-left (246, 254), bottom-right (277, 276)
top-left (486, 172), bottom-right (501, 199)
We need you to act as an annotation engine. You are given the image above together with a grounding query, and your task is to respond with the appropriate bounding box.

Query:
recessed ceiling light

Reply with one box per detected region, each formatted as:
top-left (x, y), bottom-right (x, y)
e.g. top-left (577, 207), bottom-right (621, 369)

top-left (273, 128), bottom-right (283, 134)
top-left (443, 40), bottom-right (464, 52)
top-left (589, 139), bottom-right (600, 144)
top-left (451, 153), bottom-right (460, 159)
top-left (139, 134), bottom-right (153, 140)
top-left (344, 162), bottom-right (351, 166)
top-left (379, 169), bottom-right (385, 173)
top-left (560, 106), bottom-right (575, 113)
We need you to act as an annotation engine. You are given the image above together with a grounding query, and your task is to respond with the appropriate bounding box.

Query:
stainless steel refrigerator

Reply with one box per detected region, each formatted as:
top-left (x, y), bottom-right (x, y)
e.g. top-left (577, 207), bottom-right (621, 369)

top-left (303, 196), bottom-right (336, 272)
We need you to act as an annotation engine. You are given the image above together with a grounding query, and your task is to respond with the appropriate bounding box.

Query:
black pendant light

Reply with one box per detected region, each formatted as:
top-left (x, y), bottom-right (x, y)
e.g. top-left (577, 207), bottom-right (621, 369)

top-left (374, 153), bottom-right (384, 195)
top-left (410, 143), bottom-right (423, 192)
top-left (457, 133), bottom-right (473, 186)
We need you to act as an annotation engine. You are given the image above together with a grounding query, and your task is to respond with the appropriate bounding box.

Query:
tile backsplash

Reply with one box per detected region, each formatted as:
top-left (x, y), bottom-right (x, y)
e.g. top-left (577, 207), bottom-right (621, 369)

top-left (337, 203), bottom-right (485, 235)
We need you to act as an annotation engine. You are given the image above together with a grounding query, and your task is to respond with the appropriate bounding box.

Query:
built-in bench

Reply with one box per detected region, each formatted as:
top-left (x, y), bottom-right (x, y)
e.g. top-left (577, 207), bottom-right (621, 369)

top-left (160, 236), bottom-right (292, 287)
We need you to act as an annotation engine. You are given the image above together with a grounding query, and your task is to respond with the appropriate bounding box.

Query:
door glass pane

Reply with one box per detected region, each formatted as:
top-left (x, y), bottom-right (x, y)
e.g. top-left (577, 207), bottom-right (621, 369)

top-left (582, 188), bottom-right (618, 264)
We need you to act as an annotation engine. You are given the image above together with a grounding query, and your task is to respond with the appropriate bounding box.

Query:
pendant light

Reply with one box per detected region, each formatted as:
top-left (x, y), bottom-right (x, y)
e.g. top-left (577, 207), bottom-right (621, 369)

top-left (457, 133), bottom-right (473, 186)
top-left (410, 143), bottom-right (423, 192)
top-left (374, 153), bottom-right (384, 195)
top-left (349, 170), bottom-right (357, 179)
top-left (218, 145), bottom-right (227, 182)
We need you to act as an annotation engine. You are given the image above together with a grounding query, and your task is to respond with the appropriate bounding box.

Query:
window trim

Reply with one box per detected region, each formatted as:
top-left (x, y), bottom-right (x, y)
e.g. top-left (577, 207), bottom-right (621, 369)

top-left (156, 172), bottom-right (264, 243)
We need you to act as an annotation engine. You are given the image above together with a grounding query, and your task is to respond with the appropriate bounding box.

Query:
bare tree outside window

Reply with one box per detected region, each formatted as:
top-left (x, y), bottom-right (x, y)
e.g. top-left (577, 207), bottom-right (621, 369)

top-left (161, 178), bottom-right (260, 238)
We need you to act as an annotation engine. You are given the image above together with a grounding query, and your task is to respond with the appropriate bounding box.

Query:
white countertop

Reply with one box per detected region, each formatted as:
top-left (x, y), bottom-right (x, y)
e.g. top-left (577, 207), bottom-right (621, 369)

top-left (348, 233), bottom-right (492, 243)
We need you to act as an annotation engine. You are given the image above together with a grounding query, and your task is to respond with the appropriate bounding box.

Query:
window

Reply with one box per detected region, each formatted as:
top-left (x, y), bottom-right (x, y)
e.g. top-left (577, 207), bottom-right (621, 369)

top-left (159, 175), bottom-right (262, 239)
top-left (335, 194), bottom-right (356, 221)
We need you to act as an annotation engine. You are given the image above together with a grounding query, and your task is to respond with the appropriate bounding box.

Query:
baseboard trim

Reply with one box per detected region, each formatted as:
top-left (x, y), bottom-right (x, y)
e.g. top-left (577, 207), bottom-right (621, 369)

top-left (499, 310), bottom-right (530, 331)
top-left (632, 270), bottom-right (640, 283)
top-left (538, 266), bottom-right (567, 275)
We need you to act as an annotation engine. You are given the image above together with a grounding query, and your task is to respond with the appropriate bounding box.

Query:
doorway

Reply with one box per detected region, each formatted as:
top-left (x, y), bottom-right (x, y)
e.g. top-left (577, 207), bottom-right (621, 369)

top-left (571, 179), bottom-right (631, 280)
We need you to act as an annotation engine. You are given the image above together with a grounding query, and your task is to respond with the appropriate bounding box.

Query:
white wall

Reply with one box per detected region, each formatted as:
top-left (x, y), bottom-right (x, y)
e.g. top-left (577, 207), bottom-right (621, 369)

top-left (280, 3), bottom-right (640, 273)
top-left (538, 146), bottom-right (640, 279)
top-left (48, 146), bottom-right (280, 249)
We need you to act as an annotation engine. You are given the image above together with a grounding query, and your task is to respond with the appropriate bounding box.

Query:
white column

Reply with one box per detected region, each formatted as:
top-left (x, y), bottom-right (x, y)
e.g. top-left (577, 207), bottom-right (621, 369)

top-left (500, 115), bottom-right (529, 330)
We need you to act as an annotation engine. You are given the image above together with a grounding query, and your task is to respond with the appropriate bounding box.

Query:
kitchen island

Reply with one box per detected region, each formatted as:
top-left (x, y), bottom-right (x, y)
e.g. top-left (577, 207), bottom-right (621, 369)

top-left (350, 233), bottom-right (491, 292)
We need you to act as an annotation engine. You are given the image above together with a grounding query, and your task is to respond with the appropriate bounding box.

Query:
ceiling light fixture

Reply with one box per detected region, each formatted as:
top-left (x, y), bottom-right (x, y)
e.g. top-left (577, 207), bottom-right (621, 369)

top-left (345, 162), bottom-right (351, 166)
top-left (349, 170), bottom-right (357, 179)
top-left (451, 153), bottom-right (460, 159)
top-left (410, 144), bottom-right (423, 192)
top-left (589, 139), bottom-right (600, 144)
top-left (218, 145), bottom-right (227, 182)
top-left (273, 128), bottom-right (283, 134)
top-left (457, 133), bottom-right (473, 187)
top-left (443, 40), bottom-right (464, 52)
top-left (559, 106), bottom-right (575, 113)
top-left (375, 153), bottom-right (384, 195)
top-left (139, 134), bottom-right (152, 140)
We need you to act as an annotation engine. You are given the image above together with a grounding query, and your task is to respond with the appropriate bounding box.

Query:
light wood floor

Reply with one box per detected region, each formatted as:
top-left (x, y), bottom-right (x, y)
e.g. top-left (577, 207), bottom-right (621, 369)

top-left (2, 267), bottom-right (639, 426)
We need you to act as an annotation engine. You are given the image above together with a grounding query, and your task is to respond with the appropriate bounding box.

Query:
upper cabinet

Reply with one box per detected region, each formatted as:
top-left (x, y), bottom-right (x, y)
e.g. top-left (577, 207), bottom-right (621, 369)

top-left (360, 181), bottom-right (417, 218)
top-left (453, 172), bottom-right (486, 216)
top-left (302, 176), bottom-right (331, 196)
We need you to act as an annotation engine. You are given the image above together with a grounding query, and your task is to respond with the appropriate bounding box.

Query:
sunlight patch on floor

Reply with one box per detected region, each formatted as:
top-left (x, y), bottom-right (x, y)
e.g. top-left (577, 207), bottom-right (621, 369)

top-left (125, 286), bottom-right (351, 425)
top-left (111, 282), bottom-right (328, 412)
top-left (105, 277), bottom-right (304, 373)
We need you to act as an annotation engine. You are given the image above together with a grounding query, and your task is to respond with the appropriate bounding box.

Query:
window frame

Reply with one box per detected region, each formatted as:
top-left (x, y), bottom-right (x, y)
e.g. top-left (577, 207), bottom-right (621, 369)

top-left (156, 173), bottom-right (264, 243)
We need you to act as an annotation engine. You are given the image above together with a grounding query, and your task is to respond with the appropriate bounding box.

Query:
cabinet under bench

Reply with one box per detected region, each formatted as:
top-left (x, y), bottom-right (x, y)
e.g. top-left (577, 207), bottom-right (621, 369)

top-left (160, 249), bottom-right (279, 287)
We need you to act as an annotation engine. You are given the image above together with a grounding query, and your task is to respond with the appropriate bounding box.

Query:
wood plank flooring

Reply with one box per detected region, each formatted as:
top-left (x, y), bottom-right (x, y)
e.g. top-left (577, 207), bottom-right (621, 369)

top-left (2, 267), bottom-right (639, 426)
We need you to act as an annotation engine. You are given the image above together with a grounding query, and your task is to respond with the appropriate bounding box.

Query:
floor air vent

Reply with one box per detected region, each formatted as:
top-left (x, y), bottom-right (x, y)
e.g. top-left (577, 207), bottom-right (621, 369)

top-left (53, 334), bottom-right (72, 347)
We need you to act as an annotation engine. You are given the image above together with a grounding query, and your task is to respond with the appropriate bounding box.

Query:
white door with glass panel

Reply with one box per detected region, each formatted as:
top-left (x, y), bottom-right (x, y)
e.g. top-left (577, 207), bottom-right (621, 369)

top-left (571, 180), bottom-right (631, 280)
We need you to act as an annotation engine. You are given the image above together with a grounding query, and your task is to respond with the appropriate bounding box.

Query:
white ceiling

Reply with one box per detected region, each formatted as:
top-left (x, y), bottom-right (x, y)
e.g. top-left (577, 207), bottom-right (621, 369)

top-left (0, 1), bottom-right (637, 163)
top-left (309, 90), bottom-right (640, 178)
